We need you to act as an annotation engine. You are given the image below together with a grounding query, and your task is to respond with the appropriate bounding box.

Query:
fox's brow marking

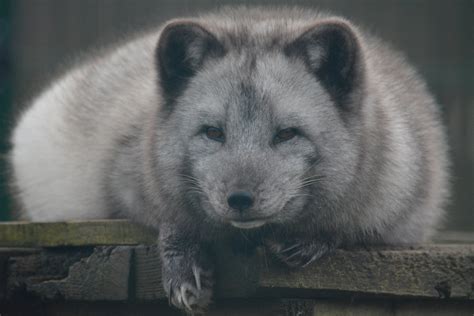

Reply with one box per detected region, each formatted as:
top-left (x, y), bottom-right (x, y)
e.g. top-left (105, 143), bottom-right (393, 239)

top-left (238, 81), bottom-right (260, 122)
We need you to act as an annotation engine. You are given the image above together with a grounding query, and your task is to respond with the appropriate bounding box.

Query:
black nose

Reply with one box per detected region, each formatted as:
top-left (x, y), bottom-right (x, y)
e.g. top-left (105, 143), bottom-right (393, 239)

top-left (227, 191), bottom-right (254, 211)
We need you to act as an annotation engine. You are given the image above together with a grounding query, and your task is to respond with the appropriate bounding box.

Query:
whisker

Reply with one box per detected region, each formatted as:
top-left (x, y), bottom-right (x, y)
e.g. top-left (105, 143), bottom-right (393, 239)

top-left (297, 179), bottom-right (324, 189)
top-left (299, 175), bottom-right (326, 182)
top-left (299, 178), bottom-right (325, 185)
top-left (290, 193), bottom-right (318, 199)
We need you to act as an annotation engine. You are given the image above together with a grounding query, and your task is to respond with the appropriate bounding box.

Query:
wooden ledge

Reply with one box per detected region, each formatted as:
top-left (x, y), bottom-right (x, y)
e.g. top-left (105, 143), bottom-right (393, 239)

top-left (1, 244), bottom-right (473, 301)
top-left (1, 220), bottom-right (472, 247)
top-left (0, 220), bottom-right (473, 315)
top-left (0, 220), bottom-right (156, 247)
top-left (0, 220), bottom-right (474, 316)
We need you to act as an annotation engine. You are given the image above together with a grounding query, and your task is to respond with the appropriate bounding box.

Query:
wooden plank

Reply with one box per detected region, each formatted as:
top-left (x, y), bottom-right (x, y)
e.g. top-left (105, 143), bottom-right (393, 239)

top-left (4, 246), bottom-right (132, 301)
top-left (312, 299), bottom-right (474, 316)
top-left (0, 221), bottom-right (472, 248)
top-left (3, 244), bottom-right (472, 302)
top-left (258, 245), bottom-right (474, 300)
top-left (0, 299), bottom-right (290, 316)
top-left (132, 245), bottom-right (165, 300)
top-left (1, 299), bottom-right (473, 316)
top-left (0, 220), bottom-right (157, 247)
top-left (0, 221), bottom-right (473, 303)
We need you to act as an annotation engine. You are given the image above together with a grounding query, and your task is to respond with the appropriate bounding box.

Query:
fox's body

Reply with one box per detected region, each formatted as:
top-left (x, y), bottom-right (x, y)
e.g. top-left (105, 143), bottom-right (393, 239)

top-left (10, 7), bottom-right (449, 312)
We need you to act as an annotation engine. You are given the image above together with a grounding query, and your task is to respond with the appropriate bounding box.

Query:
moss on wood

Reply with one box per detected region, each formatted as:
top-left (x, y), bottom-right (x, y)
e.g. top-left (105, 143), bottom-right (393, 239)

top-left (0, 220), bottom-right (156, 247)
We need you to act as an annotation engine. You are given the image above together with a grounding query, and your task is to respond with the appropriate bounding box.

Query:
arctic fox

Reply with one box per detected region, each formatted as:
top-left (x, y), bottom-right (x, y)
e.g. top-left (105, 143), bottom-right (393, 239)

top-left (10, 7), bottom-right (449, 313)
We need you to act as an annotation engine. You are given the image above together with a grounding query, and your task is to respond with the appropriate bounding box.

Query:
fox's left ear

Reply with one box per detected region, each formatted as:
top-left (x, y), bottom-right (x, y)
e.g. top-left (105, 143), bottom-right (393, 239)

top-left (285, 20), bottom-right (365, 105)
top-left (156, 21), bottom-right (225, 103)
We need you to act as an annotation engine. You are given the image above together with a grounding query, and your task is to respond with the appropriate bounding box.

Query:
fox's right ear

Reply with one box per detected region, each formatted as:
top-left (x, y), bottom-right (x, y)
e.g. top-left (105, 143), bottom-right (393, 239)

top-left (284, 20), bottom-right (364, 107)
top-left (156, 21), bottom-right (225, 103)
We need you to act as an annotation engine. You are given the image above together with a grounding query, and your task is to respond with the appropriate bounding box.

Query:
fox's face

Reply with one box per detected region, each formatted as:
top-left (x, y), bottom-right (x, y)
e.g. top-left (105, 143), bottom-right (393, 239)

top-left (155, 20), bottom-right (363, 228)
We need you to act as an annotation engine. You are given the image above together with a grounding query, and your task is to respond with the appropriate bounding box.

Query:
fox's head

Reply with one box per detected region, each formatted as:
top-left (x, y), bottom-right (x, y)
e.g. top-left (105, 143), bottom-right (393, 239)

top-left (154, 17), bottom-right (366, 229)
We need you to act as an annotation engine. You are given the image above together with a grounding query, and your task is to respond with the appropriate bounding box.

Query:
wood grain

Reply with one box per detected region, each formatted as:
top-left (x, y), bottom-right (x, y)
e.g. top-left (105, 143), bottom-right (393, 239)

top-left (0, 220), bottom-right (156, 247)
top-left (1, 244), bottom-right (473, 302)
top-left (0, 221), bottom-right (473, 315)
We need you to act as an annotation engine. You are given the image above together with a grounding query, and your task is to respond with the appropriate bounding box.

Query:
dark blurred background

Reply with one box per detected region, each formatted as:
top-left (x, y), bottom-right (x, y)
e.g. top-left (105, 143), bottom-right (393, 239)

top-left (0, 0), bottom-right (472, 231)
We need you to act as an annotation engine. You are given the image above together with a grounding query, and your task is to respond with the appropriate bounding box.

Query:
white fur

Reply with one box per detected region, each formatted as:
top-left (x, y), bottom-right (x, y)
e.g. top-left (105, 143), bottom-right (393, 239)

top-left (11, 34), bottom-right (158, 221)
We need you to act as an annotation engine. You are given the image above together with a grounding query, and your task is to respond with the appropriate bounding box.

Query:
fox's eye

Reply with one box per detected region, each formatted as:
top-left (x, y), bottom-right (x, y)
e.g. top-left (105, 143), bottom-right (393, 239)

top-left (205, 126), bottom-right (225, 142)
top-left (274, 128), bottom-right (298, 143)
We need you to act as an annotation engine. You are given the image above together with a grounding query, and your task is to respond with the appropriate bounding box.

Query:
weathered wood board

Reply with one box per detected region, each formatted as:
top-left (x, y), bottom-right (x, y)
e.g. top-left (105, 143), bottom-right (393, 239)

top-left (1, 244), bottom-right (473, 302)
top-left (0, 220), bottom-right (157, 247)
top-left (1, 220), bottom-right (472, 247)
top-left (1, 299), bottom-right (474, 316)
top-left (0, 220), bottom-right (473, 315)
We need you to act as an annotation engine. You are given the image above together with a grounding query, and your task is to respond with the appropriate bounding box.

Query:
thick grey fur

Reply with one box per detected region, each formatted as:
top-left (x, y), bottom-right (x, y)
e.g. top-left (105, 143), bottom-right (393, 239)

top-left (9, 7), bottom-right (450, 313)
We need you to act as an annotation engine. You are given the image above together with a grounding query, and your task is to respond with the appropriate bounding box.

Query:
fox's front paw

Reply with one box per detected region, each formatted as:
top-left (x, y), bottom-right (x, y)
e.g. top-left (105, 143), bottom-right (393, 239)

top-left (162, 253), bottom-right (214, 314)
top-left (266, 238), bottom-right (335, 268)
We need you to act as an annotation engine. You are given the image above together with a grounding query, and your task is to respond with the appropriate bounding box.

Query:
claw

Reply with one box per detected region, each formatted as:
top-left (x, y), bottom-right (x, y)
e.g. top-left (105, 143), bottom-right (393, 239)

top-left (285, 249), bottom-right (304, 261)
top-left (279, 243), bottom-right (301, 254)
top-left (269, 239), bottom-right (334, 268)
top-left (172, 289), bottom-right (183, 309)
top-left (301, 255), bottom-right (317, 268)
top-left (303, 244), bottom-right (330, 267)
top-left (161, 252), bottom-right (214, 313)
top-left (192, 265), bottom-right (202, 291)
top-left (181, 285), bottom-right (193, 311)
top-left (167, 279), bottom-right (174, 306)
